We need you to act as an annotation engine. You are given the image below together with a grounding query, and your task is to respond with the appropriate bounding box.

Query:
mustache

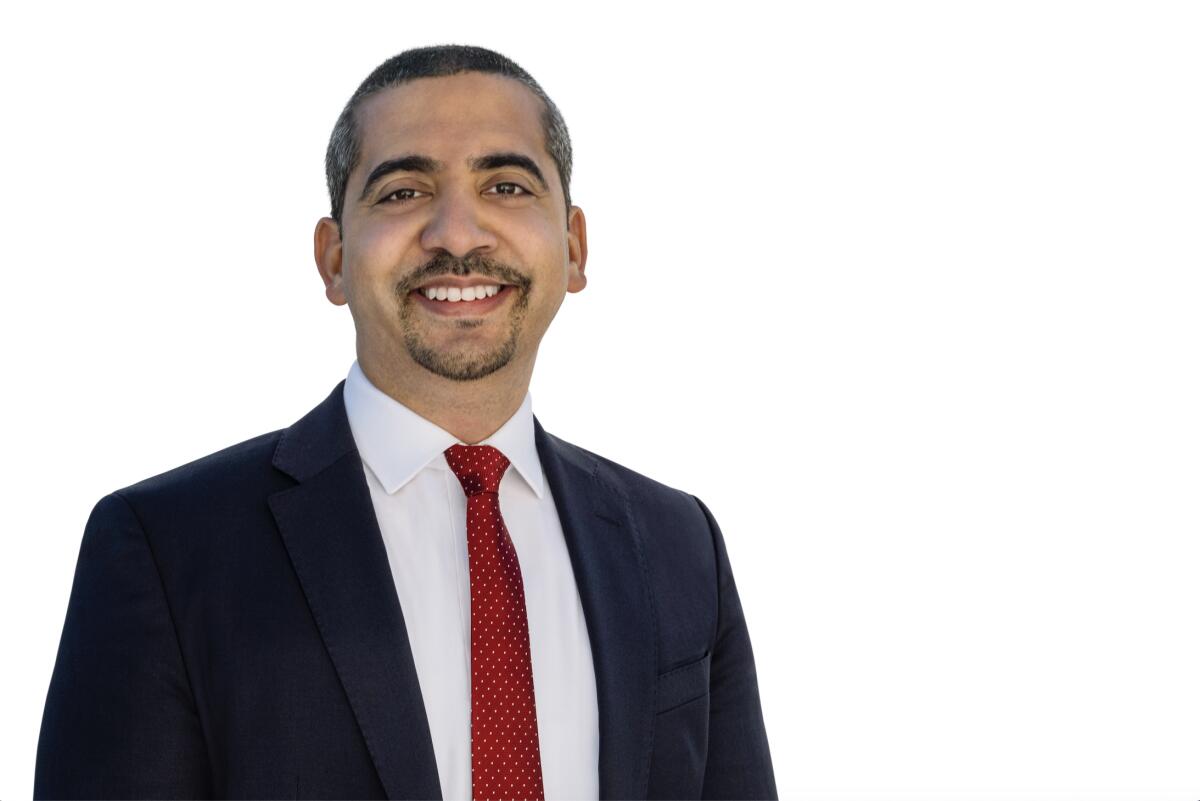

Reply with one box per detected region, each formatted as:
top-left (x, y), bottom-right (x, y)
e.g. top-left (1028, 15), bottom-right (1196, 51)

top-left (401, 252), bottom-right (531, 295)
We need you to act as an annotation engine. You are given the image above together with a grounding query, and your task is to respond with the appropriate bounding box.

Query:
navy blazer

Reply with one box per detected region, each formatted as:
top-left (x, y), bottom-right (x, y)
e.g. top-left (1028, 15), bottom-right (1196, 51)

top-left (35, 382), bottom-right (777, 799)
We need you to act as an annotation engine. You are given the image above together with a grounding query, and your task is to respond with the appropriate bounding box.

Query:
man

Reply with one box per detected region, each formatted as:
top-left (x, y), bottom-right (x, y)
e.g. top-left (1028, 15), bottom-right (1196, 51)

top-left (35, 45), bottom-right (776, 800)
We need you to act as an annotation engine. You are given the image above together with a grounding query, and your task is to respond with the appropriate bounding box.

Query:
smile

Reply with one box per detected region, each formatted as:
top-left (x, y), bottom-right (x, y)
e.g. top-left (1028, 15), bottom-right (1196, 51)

top-left (409, 284), bottom-right (516, 316)
top-left (419, 284), bottom-right (503, 301)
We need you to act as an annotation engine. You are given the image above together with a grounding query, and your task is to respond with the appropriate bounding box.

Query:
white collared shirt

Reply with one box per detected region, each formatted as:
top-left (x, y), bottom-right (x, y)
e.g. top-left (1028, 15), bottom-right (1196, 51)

top-left (342, 361), bottom-right (599, 801)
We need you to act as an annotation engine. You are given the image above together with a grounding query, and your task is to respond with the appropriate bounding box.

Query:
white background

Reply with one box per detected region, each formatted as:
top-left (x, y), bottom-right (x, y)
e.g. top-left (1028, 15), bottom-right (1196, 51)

top-left (2, 1), bottom-right (1198, 799)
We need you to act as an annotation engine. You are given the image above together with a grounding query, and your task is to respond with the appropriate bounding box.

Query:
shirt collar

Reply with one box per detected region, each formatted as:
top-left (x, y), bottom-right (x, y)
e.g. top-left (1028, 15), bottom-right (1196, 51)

top-left (341, 360), bottom-right (546, 499)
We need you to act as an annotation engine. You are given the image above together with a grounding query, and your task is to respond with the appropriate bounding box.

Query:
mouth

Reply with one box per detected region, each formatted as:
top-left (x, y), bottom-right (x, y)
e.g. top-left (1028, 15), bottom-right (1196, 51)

top-left (408, 284), bottom-right (518, 317)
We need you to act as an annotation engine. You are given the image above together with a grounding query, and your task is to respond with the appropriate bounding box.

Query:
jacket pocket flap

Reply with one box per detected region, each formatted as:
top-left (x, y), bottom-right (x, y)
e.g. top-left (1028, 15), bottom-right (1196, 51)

top-left (655, 650), bottom-right (711, 713)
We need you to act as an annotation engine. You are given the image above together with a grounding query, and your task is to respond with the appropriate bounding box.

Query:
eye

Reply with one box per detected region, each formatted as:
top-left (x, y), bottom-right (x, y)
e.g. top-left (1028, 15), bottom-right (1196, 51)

top-left (485, 182), bottom-right (530, 197)
top-left (380, 187), bottom-right (425, 204)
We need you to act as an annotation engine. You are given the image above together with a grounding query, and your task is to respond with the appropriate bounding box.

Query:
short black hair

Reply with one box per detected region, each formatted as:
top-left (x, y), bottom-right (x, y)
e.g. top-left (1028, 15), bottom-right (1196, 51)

top-left (325, 44), bottom-right (572, 225)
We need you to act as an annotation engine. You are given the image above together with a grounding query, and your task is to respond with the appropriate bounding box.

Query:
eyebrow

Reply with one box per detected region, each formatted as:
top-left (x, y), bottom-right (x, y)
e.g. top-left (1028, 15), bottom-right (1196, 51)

top-left (468, 153), bottom-right (549, 192)
top-left (358, 151), bottom-right (549, 201)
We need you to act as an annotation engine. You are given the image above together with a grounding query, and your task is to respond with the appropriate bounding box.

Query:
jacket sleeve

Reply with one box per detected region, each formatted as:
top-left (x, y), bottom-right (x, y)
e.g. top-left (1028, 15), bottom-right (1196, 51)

top-left (35, 492), bottom-right (211, 799)
top-left (693, 495), bottom-right (779, 799)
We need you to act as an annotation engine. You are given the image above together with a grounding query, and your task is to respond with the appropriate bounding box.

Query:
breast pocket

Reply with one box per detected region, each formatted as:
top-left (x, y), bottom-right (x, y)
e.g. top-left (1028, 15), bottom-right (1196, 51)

top-left (649, 650), bottom-right (711, 797)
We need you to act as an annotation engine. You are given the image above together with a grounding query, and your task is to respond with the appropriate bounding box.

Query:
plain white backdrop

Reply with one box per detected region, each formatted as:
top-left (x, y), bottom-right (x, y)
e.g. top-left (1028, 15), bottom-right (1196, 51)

top-left (2, 1), bottom-right (1198, 798)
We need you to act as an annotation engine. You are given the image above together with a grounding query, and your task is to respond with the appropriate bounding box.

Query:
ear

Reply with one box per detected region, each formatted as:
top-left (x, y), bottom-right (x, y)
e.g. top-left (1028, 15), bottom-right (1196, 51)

top-left (314, 217), bottom-right (347, 305)
top-left (566, 205), bottom-right (587, 293)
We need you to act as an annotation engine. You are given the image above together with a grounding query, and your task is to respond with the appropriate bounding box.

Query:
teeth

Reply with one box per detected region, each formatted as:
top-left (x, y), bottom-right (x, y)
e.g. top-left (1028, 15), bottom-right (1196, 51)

top-left (421, 285), bottom-right (502, 302)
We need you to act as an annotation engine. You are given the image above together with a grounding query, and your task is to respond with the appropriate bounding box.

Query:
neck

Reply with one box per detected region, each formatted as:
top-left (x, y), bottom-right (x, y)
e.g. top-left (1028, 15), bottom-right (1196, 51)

top-left (357, 353), bottom-right (533, 445)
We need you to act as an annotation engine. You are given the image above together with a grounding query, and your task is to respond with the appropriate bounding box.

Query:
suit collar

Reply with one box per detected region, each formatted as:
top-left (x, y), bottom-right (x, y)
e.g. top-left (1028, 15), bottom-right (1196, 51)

top-left (271, 381), bottom-right (657, 800)
top-left (271, 381), bottom-right (358, 482)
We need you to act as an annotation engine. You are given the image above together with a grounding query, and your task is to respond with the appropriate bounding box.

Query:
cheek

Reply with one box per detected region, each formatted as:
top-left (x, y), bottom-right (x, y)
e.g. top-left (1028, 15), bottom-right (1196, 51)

top-left (514, 218), bottom-right (572, 276)
top-left (343, 219), bottom-right (422, 294)
top-left (348, 218), bottom-right (407, 265)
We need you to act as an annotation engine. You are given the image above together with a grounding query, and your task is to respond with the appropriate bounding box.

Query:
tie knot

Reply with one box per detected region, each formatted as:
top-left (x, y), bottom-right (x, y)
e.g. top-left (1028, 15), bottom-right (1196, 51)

top-left (444, 444), bottom-right (510, 496)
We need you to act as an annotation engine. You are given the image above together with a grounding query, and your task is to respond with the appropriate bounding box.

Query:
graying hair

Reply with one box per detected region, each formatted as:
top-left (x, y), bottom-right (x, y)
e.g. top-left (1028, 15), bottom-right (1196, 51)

top-left (325, 44), bottom-right (573, 226)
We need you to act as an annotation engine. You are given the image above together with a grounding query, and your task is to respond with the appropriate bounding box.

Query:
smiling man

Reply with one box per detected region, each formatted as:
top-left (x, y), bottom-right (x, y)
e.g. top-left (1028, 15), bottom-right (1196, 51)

top-left (35, 45), bottom-right (777, 800)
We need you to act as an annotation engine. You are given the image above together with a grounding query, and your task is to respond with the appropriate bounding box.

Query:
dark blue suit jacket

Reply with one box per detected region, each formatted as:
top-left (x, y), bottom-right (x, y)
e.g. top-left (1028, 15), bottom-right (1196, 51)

top-left (35, 382), bottom-right (777, 799)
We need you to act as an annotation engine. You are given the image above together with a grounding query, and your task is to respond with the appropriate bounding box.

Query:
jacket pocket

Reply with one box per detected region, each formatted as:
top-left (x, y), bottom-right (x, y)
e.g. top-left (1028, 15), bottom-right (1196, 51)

top-left (648, 650), bottom-right (712, 797)
top-left (655, 650), bottom-right (711, 714)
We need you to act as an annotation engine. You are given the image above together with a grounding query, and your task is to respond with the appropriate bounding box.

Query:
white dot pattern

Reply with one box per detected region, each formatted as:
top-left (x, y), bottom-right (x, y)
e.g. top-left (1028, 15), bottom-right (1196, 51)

top-left (445, 444), bottom-right (545, 801)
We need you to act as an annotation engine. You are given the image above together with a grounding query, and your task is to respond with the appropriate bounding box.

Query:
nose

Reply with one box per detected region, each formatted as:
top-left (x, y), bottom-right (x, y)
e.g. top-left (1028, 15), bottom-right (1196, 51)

top-left (419, 186), bottom-right (498, 258)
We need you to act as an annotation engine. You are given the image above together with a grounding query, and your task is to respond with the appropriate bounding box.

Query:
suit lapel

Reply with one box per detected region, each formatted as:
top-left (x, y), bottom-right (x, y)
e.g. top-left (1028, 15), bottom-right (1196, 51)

top-left (266, 382), bottom-right (657, 800)
top-left (535, 418), bottom-right (657, 801)
top-left (268, 382), bottom-right (443, 800)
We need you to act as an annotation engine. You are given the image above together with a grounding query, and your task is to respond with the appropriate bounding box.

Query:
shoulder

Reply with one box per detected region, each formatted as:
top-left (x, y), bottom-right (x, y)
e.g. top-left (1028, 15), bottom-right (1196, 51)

top-left (540, 429), bottom-right (713, 531)
top-left (111, 427), bottom-right (292, 523)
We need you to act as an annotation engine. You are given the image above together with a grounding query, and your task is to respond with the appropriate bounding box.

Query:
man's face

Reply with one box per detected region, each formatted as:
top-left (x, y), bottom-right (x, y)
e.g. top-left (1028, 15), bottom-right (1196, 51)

top-left (315, 72), bottom-right (586, 383)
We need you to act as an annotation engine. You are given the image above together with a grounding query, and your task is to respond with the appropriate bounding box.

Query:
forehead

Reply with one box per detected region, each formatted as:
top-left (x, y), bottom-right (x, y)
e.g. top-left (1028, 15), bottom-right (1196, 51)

top-left (354, 72), bottom-right (549, 173)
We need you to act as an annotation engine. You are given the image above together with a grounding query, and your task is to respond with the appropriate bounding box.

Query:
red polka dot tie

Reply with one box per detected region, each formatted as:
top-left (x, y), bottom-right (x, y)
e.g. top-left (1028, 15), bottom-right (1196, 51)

top-left (445, 444), bottom-right (545, 801)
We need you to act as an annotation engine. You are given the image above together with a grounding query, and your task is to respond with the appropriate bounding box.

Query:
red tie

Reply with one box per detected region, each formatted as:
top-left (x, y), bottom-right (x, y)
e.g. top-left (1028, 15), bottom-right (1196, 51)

top-left (445, 444), bottom-right (545, 801)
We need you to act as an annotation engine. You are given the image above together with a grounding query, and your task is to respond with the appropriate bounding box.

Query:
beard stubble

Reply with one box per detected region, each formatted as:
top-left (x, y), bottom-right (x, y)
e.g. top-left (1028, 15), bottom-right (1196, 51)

top-left (396, 252), bottom-right (532, 382)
